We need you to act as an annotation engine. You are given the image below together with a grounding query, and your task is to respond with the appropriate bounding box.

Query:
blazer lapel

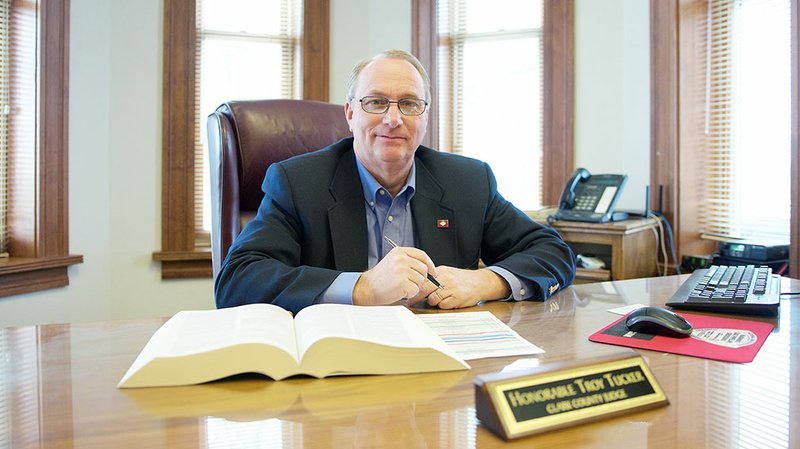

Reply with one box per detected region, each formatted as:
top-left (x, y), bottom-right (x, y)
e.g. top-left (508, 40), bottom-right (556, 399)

top-left (411, 160), bottom-right (457, 266)
top-left (328, 150), bottom-right (369, 271)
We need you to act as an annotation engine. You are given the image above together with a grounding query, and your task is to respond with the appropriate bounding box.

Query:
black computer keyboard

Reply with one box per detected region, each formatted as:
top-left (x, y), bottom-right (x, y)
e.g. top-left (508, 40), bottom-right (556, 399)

top-left (666, 265), bottom-right (781, 316)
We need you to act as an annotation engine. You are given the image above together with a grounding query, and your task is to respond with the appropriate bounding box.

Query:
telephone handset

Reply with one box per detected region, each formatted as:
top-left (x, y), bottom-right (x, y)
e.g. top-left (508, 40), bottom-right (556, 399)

top-left (553, 168), bottom-right (628, 223)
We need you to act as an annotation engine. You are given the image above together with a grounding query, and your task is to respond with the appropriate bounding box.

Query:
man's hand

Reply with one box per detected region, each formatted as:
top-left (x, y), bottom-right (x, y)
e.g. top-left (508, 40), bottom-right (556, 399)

top-left (352, 247), bottom-right (439, 306)
top-left (423, 267), bottom-right (512, 309)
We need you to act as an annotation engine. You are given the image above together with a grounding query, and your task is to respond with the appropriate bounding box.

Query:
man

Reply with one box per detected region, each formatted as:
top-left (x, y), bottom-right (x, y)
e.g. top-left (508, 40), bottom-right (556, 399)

top-left (215, 50), bottom-right (575, 314)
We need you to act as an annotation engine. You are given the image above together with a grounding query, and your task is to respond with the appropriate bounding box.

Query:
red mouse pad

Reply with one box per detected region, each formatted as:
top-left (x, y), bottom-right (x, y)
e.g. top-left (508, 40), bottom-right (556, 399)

top-left (589, 311), bottom-right (774, 363)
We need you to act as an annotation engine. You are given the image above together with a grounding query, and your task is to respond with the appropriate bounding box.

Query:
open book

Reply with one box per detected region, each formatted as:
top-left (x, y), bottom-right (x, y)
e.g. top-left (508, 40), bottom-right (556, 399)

top-left (118, 303), bottom-right (470, 388)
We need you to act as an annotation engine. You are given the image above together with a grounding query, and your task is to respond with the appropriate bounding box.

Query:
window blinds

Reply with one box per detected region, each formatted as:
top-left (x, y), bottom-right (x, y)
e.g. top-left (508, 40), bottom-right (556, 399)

top-left (436, 0), bottom-right (544, 211)
top-left (0, 0), bottom-right (37, 257)
top-left (0, 0), bottom-right (10, 256)
top-left (194, 0), bottom-right (302, 240)
top-left (700, 0), bottom-right (791, 242)
top-left (701, 0), bottom-right (736, 239)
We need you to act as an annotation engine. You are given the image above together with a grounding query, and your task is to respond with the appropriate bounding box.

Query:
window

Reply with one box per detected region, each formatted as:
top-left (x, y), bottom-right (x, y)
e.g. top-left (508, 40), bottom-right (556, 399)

top-left (196, 0), bottom-right (302, 237)
top-left (413, 0), bottom-right (574, 210)
top-left (156, 0), bottom-right (329, 278)
top-left (700, 0), bottom-right (792, 243)
top-left (651, 0), bottom-right (797, 275)
top-left (0, 0), bottom-right (9, 257)
top-left (0, 0), bottom-right (82, 297)
top-left (437, 0), bottom-right (544, 210)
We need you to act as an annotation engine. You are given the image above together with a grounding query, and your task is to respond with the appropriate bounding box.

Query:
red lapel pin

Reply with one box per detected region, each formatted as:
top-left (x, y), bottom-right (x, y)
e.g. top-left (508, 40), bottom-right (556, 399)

top-left (437, 219), bottom-right (449, 228)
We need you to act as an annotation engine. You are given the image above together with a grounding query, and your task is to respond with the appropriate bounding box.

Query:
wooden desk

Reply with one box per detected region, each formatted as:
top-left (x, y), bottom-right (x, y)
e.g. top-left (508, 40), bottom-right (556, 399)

top-left (2, 276), bottom-right (799, 448)
top-left (550, 218), bottom-right (660, 282)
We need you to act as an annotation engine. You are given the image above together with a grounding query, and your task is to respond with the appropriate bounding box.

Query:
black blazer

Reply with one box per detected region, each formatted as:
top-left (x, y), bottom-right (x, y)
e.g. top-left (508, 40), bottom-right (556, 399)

top-left (215, 138), bottom-right (576, 313)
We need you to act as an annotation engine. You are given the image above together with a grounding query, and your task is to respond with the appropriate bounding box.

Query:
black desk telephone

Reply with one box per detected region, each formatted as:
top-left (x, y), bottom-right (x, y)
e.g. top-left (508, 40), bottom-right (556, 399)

top-left (553, 168), bottom-right (628, 223)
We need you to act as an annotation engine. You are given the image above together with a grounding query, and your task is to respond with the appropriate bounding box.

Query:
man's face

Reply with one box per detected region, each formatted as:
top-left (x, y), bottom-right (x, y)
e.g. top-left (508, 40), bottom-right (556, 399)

top-left (345, 58), bottom-right (429, 174)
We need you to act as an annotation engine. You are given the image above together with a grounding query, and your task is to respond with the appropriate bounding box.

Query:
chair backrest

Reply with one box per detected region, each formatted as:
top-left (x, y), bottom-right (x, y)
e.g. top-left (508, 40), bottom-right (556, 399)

top-left (207, 99), bottom-right (352, 278)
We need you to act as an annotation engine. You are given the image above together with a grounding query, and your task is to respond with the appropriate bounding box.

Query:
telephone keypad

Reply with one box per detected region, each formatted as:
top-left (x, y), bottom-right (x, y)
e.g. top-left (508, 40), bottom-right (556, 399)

top-left (575, 196), bottom-right (598, 211)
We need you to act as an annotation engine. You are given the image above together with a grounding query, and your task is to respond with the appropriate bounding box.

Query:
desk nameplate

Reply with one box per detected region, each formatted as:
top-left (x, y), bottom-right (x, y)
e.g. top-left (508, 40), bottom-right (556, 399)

top-left (475, 351), bottom-right (668, 440)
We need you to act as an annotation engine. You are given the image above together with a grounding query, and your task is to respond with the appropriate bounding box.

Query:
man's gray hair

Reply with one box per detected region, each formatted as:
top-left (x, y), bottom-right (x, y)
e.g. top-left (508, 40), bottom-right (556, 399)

top-left (346, 50), bottom-right (431, 102)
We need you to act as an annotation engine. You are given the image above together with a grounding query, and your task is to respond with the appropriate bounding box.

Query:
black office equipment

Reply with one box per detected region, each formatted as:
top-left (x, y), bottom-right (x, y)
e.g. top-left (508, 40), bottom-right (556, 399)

top-left (666, 265), bottom-right (781, 316)
top-left (553, 168), bottom-right (627, 223)
top-left (681, 255), bottom-right (714, 272)
top-left (718, 241), bottom-right (789, 262)
top-left (625, 306), bottom-right (693, 338)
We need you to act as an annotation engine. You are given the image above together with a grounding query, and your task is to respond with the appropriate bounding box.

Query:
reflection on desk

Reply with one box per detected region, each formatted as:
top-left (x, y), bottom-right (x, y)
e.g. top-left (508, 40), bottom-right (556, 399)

top-left (1, 275), bottom-right (798, 448)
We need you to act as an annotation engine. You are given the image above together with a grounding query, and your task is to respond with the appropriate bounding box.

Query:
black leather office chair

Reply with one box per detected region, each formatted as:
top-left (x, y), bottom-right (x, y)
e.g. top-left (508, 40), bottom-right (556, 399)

top-left (206, 99), bottom-right (351, 279)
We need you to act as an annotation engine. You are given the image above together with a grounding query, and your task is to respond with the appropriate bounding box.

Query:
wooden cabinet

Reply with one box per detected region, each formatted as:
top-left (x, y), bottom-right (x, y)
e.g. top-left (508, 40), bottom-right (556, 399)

top-left (549, 217), bottom-right (660, 282)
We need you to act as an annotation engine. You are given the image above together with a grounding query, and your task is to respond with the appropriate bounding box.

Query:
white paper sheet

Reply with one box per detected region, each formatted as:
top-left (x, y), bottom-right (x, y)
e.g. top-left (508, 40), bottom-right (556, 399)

top-left (418, 311), bottom-right (544, 360)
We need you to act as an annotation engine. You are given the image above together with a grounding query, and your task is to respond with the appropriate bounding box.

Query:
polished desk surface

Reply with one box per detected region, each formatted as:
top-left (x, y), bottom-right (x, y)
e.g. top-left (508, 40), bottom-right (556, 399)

top-left (2, 275), bottom-right (799, 448)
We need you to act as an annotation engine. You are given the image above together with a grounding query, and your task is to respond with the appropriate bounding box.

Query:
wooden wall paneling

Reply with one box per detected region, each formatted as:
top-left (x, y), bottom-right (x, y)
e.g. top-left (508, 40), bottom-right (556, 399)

top-left (303, 0), bottom-right (329, 102)
top-left (412, 0), bottom-right (439, 150)
top-left (541, 0), bottom-right (574, 206)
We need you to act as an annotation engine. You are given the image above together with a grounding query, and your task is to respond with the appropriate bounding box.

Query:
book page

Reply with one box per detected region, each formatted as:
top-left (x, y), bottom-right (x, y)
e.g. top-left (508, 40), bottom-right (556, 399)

top-left (294, 304), bottom-right (457, 359)
top-left (165, 304), bottom-right (298, 361)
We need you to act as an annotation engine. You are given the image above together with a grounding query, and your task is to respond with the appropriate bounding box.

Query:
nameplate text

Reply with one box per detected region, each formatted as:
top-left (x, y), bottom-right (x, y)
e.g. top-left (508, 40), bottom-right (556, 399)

top-left (475, 352), bottom-right (668, 439)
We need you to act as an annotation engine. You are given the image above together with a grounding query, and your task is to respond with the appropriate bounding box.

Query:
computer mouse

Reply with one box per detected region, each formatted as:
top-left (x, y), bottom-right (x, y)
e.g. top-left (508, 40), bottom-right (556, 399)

top-left (625, 306), bottom-right (693, 338)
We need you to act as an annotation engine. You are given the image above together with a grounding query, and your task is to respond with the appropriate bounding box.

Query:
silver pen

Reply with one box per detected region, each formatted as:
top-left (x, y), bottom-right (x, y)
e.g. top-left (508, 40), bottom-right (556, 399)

top-left (383, 236), bottom-right (445, 290)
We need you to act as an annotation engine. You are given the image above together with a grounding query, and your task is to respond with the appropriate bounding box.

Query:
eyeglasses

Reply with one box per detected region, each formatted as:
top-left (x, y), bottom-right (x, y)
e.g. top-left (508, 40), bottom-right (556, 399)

top-left (357, 96), bottom-right (428, 116)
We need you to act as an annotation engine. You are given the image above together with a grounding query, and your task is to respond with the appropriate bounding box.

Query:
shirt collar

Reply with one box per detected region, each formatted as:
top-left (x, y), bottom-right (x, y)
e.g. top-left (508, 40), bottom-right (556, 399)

top-left (355, 156), bottom-right (416, 205)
